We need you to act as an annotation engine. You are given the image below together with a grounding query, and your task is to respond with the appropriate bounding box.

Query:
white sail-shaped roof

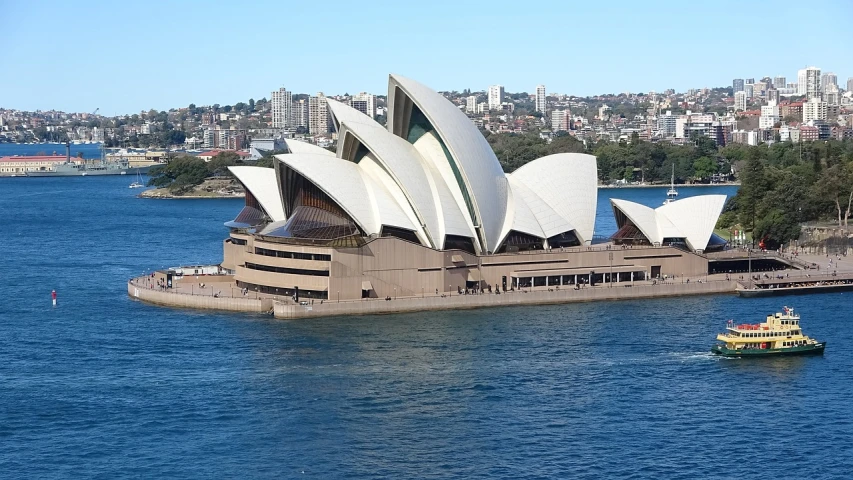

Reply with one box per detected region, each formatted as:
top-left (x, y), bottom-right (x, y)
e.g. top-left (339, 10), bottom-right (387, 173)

top-left (658, 195), bottom-right (727, 251)
top-left (611, 194), bottom-right (727, 251)
top-left (326, 98), bottom-right (383, 129)
top-left (284, 139), bottom-right (335, 156)
top-left (508, 153), bottom-right (598, 244)
top-left (611, 199), bottom-right (660, 244)
top-left (275, 153), bottom-right (418, 235)
top-left (328, 100), bottom-right (470, 249)
top-left (227, 166), bottom-right (285, 221)
top-left (388, 74), bottom-right (509, 253)
top-left (226, 74), bottom-right (601, 254)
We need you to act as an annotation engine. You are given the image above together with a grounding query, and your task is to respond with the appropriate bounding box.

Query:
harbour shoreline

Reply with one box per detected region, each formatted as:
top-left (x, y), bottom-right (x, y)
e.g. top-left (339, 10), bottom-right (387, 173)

top-left (599, 182), bottom-right (739, 189)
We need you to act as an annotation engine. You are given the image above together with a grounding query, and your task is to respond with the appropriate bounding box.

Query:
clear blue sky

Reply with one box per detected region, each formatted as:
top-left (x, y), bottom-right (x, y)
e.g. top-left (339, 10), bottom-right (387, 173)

top-left (1, 0), bottom-right (851, 114)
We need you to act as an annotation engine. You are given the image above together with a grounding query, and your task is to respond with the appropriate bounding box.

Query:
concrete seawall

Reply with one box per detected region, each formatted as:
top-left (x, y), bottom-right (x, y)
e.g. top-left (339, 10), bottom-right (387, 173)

top-left (127, 280), bottom-right (273, 313)
top-left (274, 280), bottom-right (738, 319)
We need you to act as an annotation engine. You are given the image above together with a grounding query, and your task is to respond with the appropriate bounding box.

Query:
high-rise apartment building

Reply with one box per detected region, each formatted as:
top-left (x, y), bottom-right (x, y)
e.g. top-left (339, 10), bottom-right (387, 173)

top-left (550, 109), bottom-right (569, 132)
top-left (732, 79), bottom-right (744, 92)
top-left (823, 84), bottom-right (840, 105)
top-left (797, 67), bottom-right (821, 98)
top-left (309, 93), bottom-right (330, 135)
top-left (821, 72), bottom-right (837, 89)
top-left (744, 84), bottom-right (754, 99)
top-left (292, 99), bottom-right (309, 128)
top-left (734, 91), bottom-right (747, 111)
top-left (656, 111), bottom-right (678, 137)
top-left (466, 95), bottom-right (478, 114)
top-left (773, 76), bottom-right (786, 89)
top-left (759, 104), bottom-right (780, 129)
top-left (848, 77), bottom-right (853, 92)
top-left (766, 87), bottom-right (780, 105)
top-left (350, 92), bottom-right (376, 118)
top-left (745, 78), bottom-right (755, 85)
top-left (271, 87), bottom-right (292, 129)
top-left (535, 85), bottom-right (546, 113)
top-left (488, 85), bottom-right (504, 110)
top-left (803, 97), bottom-right (827, 122)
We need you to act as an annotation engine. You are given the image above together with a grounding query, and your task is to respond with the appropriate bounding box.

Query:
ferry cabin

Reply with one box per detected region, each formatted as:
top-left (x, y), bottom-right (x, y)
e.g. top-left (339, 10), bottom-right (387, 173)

top-left (716, 311), bottom-right (807, 350)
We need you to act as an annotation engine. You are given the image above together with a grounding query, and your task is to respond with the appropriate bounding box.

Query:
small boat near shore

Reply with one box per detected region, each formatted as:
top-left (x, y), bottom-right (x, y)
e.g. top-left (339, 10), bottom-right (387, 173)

top-left (711, 306), bottom-right (825, 357)
top-left (129, 169), bottom-right (145, 188)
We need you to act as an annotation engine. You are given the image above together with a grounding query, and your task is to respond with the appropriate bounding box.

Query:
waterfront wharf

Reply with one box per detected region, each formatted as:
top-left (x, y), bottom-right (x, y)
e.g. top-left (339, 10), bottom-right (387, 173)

top-left (128, 269), bottom-right (739, 318)
top-left (127, 250), bottom-right (853, 318)
top-left (273, 278), bottom-right (738, 319)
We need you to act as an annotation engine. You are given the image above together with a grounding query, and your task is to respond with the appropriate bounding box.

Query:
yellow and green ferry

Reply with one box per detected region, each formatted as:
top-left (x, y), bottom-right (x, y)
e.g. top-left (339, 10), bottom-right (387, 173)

top-left (712, 307), bottom-right (826, 357)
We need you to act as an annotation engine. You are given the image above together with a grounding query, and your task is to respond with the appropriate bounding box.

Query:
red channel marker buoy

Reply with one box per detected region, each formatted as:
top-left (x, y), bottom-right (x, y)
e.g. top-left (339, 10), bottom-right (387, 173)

top-left (52, 289), bottom-right (57, 307)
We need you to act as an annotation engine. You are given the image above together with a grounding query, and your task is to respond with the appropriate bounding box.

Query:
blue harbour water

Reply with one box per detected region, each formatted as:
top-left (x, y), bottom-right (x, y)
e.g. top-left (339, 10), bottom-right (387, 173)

top-left (2, 177), bottom-right (852, 479)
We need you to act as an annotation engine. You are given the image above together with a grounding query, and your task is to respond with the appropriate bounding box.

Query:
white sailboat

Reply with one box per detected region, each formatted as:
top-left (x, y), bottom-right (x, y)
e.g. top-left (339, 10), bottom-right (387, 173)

top-left (129, 169), bottom-right (144, 188)
top-left (663, 164), bottom-right (678, 205)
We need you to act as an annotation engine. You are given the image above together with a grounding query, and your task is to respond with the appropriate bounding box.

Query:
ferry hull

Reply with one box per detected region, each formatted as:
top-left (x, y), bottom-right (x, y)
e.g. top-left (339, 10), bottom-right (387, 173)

top-left (711, 342), bottom-right (826, 357)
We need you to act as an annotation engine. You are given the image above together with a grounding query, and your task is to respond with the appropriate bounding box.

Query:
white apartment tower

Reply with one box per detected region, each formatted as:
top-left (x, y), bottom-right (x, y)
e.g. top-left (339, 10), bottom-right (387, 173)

top-left (535, 85), bottom-right (546, 113)
top-left (759, 103), bottom-right (779, 129)
top-left (848, 77), bottom-right (853, 93)
top-left (550, 109), bottom-right (569, 132)
top-left (309, 93), bottom-right (330, 135)
top-left (292, 99), bottom-right (309, 128)
top-left (271, 87), bottom-right (292, 129)
top-left (466, 95), bottom-right (478, 114)
top-left (350, 92), bottom-right (377, 118)
top-left (488, 85), bottom-right (504, 110)
top-left (797, 67), bottom-right (821, 99)
top-left (803, 97), bottom-right (827, 122)
top-left (734, 91), bottom-right (747, 111)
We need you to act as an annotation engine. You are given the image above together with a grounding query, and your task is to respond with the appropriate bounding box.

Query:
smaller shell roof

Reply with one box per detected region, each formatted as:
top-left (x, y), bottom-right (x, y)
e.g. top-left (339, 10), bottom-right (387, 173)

top-left (611, 194), bottom-right (727, 251)
top-left (509, 153), bottom-right (598, 243)
top-left (227, 166), bottom-right (285, 221)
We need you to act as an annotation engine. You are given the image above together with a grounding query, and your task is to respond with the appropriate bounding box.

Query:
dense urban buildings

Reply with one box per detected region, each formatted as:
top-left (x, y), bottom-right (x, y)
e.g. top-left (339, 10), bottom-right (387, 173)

top-left (3, 63), bottom-right (851, 165)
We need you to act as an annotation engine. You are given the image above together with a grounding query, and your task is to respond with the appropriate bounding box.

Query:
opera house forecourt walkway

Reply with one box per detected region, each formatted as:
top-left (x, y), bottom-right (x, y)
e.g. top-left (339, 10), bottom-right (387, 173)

top-left (128, 74), bottom-right (736, 319)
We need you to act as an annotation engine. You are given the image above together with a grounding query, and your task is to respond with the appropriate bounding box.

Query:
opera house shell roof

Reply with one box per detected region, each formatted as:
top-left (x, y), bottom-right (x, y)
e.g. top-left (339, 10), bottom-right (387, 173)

top-left (610, 195), bottom-right (727, 252)
top-left (228, 74), bottom-right (598, 255)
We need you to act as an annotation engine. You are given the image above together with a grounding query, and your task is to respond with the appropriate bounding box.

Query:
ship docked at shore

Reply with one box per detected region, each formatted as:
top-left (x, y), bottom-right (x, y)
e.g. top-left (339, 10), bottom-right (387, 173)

top-left (22, 142), bottom-right (152, 177)
top-left (712, 306), bottom-right (826, 357)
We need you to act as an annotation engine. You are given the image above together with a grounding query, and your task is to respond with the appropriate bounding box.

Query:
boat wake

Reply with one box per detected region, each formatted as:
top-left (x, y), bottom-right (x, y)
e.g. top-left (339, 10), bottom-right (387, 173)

top-left (666, 351), bottom-right (721, 362)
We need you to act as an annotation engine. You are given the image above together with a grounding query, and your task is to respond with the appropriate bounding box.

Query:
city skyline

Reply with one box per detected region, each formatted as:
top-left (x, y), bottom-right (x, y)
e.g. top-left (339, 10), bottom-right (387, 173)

top-left (1, 0), bottom-right (852, 114)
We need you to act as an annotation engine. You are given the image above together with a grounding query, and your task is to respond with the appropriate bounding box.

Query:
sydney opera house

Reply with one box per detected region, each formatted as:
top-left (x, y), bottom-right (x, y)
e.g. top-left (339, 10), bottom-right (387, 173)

top-left (220, 74), bottom-right (721, 301)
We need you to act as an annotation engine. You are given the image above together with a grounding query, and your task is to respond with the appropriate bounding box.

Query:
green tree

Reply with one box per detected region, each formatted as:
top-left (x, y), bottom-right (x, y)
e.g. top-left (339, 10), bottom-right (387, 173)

top-left (754, 209), bottom-right (801, 250)
top-left (816, 164), bottom-right (853, 227)
top-left (737, 151), bottom-right (767, 240)
top-left (207, 151), bottom-right (242, 176)
top-left (147, 155), bottom-right (210, 194)
top-left (693, 156), bottom-right (716, 180)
